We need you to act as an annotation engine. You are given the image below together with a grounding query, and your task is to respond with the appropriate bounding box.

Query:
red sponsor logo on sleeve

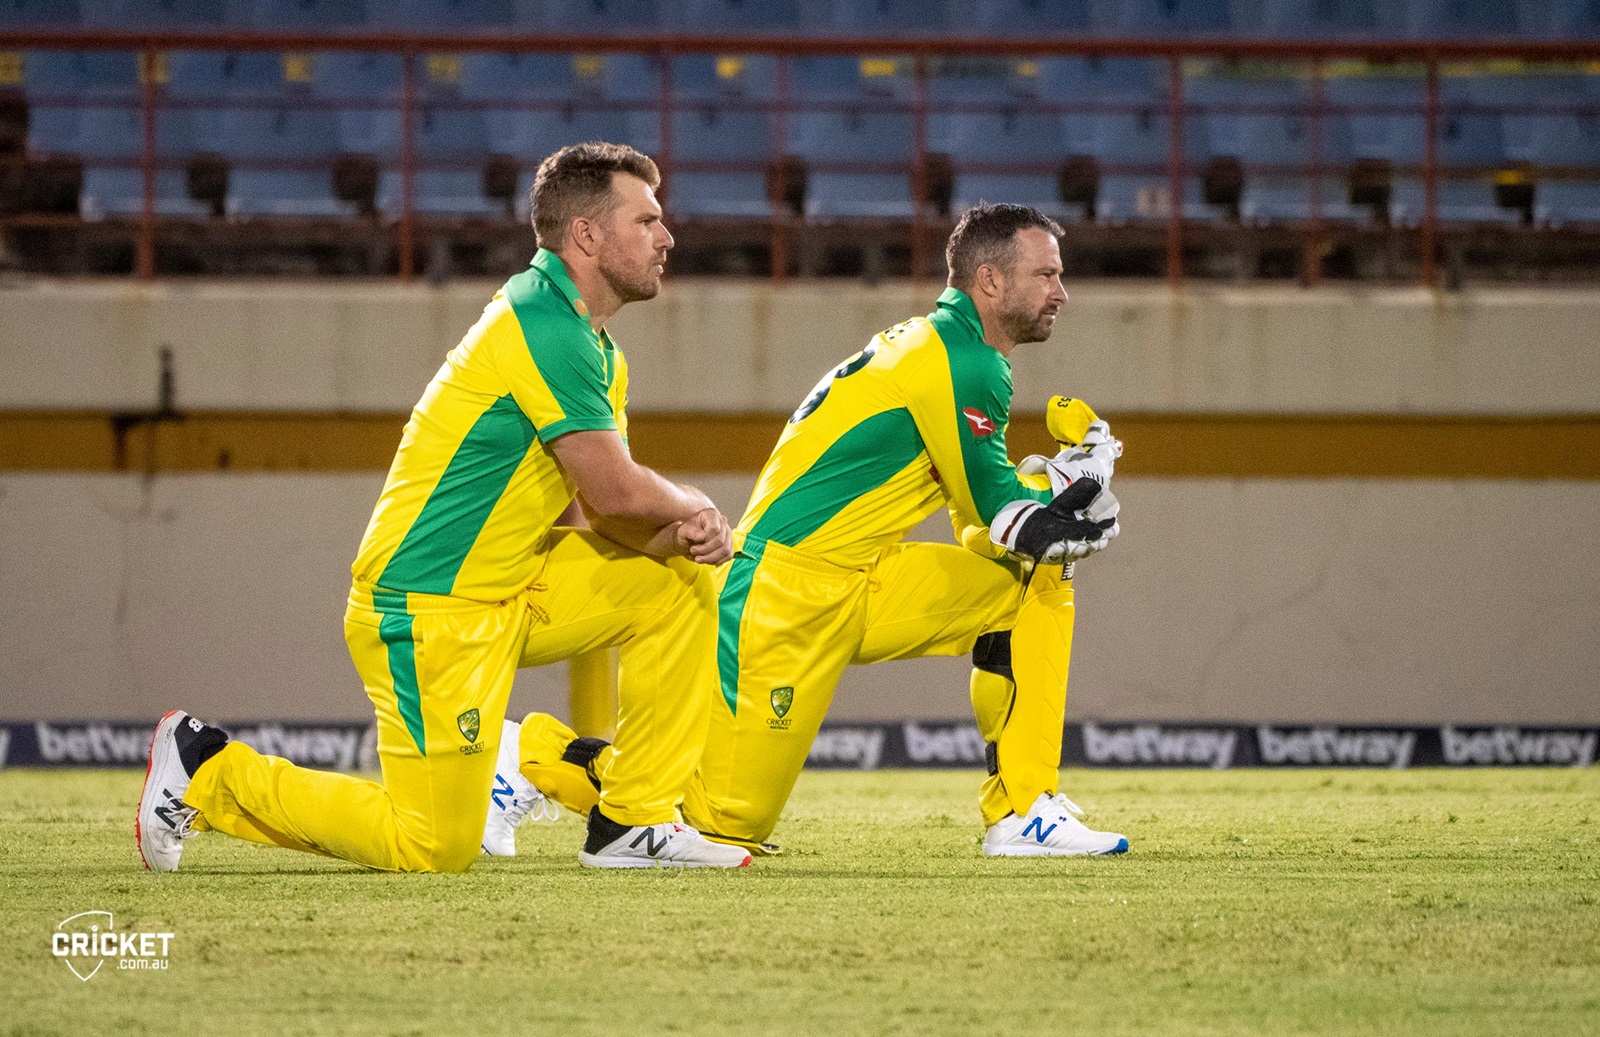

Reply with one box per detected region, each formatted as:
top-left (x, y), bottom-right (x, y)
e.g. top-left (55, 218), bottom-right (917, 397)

top-left (961, 407), bottom-right (997, 438)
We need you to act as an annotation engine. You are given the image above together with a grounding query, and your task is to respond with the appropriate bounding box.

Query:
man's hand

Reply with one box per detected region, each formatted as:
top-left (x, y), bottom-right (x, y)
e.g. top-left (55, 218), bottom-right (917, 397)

top-left (991, 477), bottom-right (1113, 564)
top-left (674, 507), bottom-right (733, 565)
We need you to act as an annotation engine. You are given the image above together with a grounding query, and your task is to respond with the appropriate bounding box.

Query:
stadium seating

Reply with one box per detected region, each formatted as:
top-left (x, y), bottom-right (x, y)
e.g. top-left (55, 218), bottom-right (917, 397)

top-left (1109, 0), bottom-right (1231, 35)
top-left (789, 107), bottom-right (916, 218)
top-left (4, 1), bottom-right (1599, 244)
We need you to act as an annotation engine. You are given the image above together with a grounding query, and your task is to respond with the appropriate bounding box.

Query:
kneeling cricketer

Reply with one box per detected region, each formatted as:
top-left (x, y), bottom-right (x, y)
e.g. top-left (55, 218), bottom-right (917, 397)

top-left (489, 202), bottom-right (1129, 859)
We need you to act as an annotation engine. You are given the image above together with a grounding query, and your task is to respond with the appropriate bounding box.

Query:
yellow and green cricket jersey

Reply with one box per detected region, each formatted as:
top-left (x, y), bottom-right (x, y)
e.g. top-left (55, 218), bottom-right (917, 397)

top-left (733, 287), bottom-right (1051, 571)
top-left (350, 249), bottom-right (628, 605)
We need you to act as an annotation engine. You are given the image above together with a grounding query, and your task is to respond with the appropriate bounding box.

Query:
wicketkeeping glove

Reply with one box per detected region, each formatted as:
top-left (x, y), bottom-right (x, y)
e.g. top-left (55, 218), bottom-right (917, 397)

top-left (990, 476), bottom-right (1116, 564)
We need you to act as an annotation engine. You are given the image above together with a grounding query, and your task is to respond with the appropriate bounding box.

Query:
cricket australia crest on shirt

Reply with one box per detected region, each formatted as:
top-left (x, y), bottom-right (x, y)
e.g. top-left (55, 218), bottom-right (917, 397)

top-left (768, 687), bottom-right (795, 731)
top-left (456, 709), bottom-right (481, 744)
top-left (961, 407), bottom-right (997, 438)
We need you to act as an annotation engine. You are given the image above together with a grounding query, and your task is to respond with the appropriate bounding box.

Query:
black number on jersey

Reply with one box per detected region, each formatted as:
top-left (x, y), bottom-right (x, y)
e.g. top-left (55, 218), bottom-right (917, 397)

top-left (790, 345), bottom-right (878, 423)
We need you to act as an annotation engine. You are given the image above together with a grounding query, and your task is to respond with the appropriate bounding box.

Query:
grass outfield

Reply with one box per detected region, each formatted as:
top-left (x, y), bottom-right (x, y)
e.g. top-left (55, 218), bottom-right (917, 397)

top-left (2, 768), bottom-right (1597, 1037)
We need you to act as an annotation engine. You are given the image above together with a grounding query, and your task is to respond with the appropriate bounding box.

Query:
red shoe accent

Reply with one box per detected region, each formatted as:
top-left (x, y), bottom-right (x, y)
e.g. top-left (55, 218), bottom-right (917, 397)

top-left (135, 711), bottom-right (180, 872)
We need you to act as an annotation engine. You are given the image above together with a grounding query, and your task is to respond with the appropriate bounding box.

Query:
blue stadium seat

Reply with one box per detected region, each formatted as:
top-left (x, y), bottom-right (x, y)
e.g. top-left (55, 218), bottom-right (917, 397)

top-left (0, 0), bottom-right (79, 25)
top-left (22, 52), bottom-right (85, 156)
top-left (825, 0), bottom-right (949, 34)
top-left (73, 106), bottom-right (141, 157)
top-left (669, 55), bottom-right (777, 101)
top-left (226, 108), bottom-right (339, 158)
top-left (945, 111), bottom-right (1065, 161)
top-left (316, 52), bottom-right (404, 100)
top-left (1437, 112), bottom-right (1504, 166)
top-left (1325, 74), bottom-right (1427, 167)
top-left (379, 0), bottom-right (516, 28)
top-left (1091, 109), bottom-right (1204, 166)
top-left (461, 53), bottom-right (591, 101)
top-left (926, 58), bottom-right (1045, 104)
top-left (1257, 0), bottom-right (1384, 37)
top-left (804, 173), bottom-right (913, 218)
top-left (603, 54), bottom-right (661, 103)
top-left (1503, 112), bottom-right (1600, 225)
top-left (680, 0), bottom-right (799, 32)
top-left (1085, 57), bottom-right (1166, 101)
top-left (1108, 0), bottom-right (1230, 34)
top-left (952, 174), bottom-right (1072, 219)
top-left (1097, 174), bottom-right (1208, 223)
top-left (972, 0), bottom-right (1091, 34)
top-left (378, 171), bottom-right (500, 216)
top-left (1390, 179), bottom-right (1521, 225)
top-left (667, 172), bottom-right (772, 217)
top-left (81, 0), bottom-right (229, 26)
top-left (790, 109), bottom-right (920, 216)
top-left (165, 52), bottom-right (232, 99)
top-left (542, 0), bottom-right (660, 31)
top-left (673, 108), bottom-right (774, 162)
top-left (248, 0), bottom-right (366, 28)
top-left (790, 57), bottom-right (916, 102)
top-left (789, 110), bottom-right (914, 164)
top-left (1504, 113), bottom-right (1600, 166)
top-left (229, 172), bottom-right (343, 216)
top-left (1240, 178), bottom-right (1363, 223)
top-left (1081, 107), bottom-right (1217, 221)
top-left (1538, 184), bottom-right (1600, 227)
top-left (80, 169), bottom-right (209, 218)
top-left (1408, 0), bottom-right (1520, 37)
top-left (75, 51), bottom-right (140, 95)
top-left (414, 105), bottom-right (490, 157)
top-left (1550, 0), bottom-right (1600, 36)
top-left (215, 52), bottom-right (304, 97)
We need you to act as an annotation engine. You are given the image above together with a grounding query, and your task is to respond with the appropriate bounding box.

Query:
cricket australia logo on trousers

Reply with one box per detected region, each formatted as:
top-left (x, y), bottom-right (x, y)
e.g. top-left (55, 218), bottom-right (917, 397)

top-left (768, 687), bottom-right (794, 731)
top-left (456, 709), bottom-right (483, 755)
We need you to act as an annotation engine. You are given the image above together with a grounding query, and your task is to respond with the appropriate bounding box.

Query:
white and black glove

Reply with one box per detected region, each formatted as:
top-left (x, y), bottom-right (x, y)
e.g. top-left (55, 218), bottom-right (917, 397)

top-left (1017, 419), bottom-right (1123, 491)
top-left (990, 476), bottom-right (1117, 565)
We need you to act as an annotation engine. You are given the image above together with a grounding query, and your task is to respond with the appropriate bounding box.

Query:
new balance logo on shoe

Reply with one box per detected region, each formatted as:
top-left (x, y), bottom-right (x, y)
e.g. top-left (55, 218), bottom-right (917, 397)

top-left (489, 774), bottom-right (514, 812)
top-left (1022, 816), bottom-right (1058, 844)
top-left (152, 792), bottom-right (184, 831)
top-left (630, 827), bottom-right (668, 857)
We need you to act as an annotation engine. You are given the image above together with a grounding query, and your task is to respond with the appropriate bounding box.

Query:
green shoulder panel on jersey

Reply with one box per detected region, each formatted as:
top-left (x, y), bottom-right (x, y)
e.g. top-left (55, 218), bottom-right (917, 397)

top-left (504, 250), bottom-right (618, 440)
top-left (929, 289), bottom-right (1050, 525)
top-left (376, 394), bottom-right (536, 596)
top-left (747, 407), bottom-right (926, 546)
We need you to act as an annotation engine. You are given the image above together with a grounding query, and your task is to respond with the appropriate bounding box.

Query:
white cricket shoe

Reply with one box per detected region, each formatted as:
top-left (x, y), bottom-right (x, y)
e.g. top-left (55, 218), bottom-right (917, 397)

top-left (983, 792), bottom-right (1129, 857)
top-left (579, 812), bottom-right (753, 869)
top-left (136, 711), bottom-right (202, 872)
top-left (482, 720), bottom-right (558, 857)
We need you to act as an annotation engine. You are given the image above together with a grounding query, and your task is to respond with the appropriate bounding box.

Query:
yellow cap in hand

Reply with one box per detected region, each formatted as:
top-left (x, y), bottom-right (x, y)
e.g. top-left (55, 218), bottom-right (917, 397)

top-left (1045, 396), bottom-right (1099, 447)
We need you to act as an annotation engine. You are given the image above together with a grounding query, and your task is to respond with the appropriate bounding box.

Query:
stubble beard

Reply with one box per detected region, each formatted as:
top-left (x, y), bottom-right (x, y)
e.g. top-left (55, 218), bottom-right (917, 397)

top-left (599, 249), bottom-right (663, 304)
top-left (997, 293), bottom-right (1056, 346)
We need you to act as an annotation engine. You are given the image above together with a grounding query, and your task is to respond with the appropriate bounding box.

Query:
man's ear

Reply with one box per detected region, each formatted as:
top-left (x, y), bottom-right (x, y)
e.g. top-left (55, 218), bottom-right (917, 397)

top-left (568, 214), bottom-right (602, 258)
top-left (973, 262), bottom-right (1005, 301)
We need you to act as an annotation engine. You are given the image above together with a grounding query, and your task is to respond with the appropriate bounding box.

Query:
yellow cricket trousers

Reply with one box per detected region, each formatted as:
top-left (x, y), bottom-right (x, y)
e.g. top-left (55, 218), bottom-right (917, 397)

top-left (183, 529), bottom-right (717, 873)
top-left (680, 534), bottom-right (1076, 847)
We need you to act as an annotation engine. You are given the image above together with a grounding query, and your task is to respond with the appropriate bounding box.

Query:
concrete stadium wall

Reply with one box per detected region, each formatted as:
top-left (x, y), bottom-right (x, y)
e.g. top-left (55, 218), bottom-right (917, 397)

top-left (4, 279), bottom-right (1600, 415)
top-left (3, 470), bottom-right (1596, 726)
top-left (2, 278), bottom-right (1598, 726)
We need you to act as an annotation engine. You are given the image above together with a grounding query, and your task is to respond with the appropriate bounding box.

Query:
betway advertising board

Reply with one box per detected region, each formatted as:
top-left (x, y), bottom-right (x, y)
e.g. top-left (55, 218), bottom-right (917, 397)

top-left (4, 720), bottom-right (1593, 771)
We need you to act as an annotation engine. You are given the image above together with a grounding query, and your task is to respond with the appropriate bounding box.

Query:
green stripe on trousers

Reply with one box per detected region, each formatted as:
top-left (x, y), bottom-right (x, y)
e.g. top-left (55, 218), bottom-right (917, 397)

top-left (379, 612), bottom-right (427, 756)
top-left (716, 540), bottom-right (766, 716)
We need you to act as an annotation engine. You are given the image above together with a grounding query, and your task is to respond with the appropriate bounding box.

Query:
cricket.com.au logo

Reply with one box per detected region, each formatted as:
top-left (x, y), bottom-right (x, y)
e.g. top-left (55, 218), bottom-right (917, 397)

top-left (52, 911), bottom-right (173, 980)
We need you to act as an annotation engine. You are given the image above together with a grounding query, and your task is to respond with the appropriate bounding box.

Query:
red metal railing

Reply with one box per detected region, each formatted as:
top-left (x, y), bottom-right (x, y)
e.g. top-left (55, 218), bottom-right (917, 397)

top-left (3, 29), bottom-right (1599, 286)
